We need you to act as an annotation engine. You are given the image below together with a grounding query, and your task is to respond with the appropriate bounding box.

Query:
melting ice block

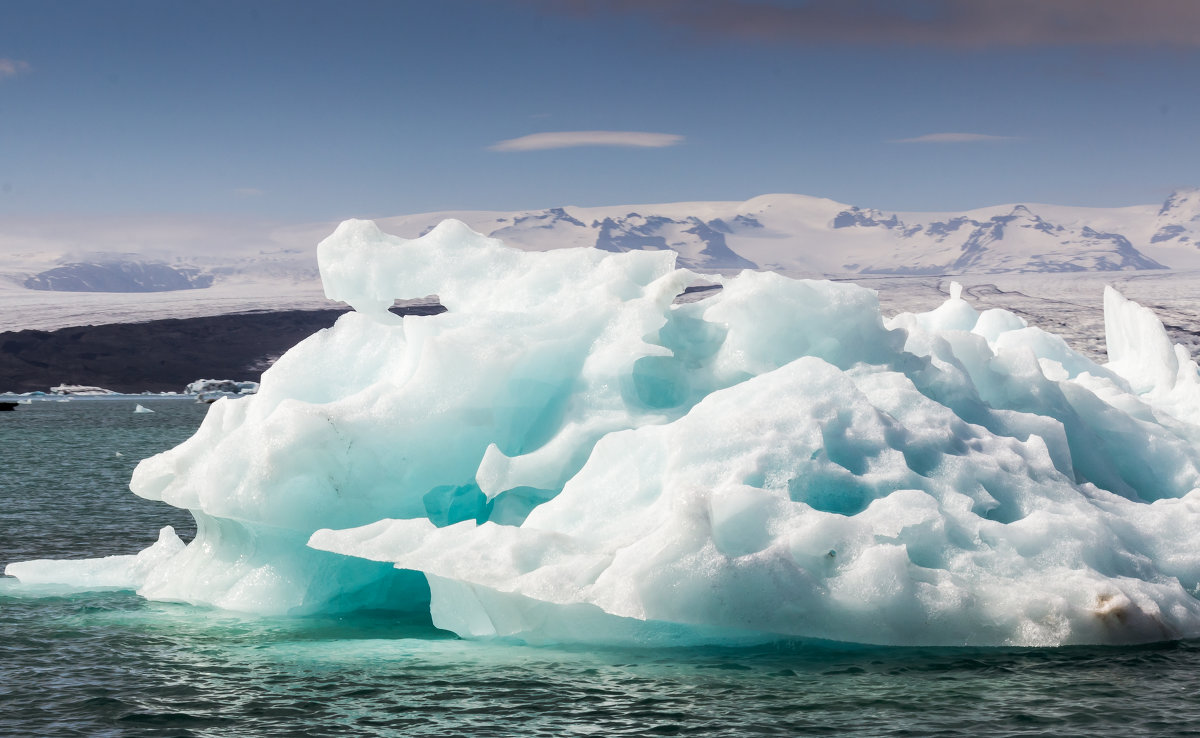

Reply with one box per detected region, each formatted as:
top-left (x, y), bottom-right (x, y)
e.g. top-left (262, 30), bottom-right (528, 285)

top-left (11, 218), bottom-right (1200, 647)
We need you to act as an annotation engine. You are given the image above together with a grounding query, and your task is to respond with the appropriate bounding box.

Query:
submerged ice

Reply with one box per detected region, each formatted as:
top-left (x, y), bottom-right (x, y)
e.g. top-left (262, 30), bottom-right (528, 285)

top-left (10, 218), bottom-right (1200, 647)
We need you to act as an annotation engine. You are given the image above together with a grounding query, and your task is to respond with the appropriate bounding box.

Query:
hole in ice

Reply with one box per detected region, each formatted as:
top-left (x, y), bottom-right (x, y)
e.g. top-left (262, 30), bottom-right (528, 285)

top-left (820, 411), bottom-right (872, 476)
top-left (320, 567), bottom-right (433, 618)
top-left (788, 472), bottom-right (873, 516)
top-left (627, 310), bottom-right (727, 411)
top-left (972, 480), bottom-right (1025, 525)
top-left (488, 486), bottom-right (559, 526)
top-left (630, 355), bottom-right (688, 409)
top-left (900, 446), bottom-right (942, 477)
top-left (656, 312), bottom-right (727, 366)
top-left (422, 483), bottom-right (561, 528)
top-left (882, 420), bottom-right (968, 478)
top-left (422, 483), bottom-right (490, 527)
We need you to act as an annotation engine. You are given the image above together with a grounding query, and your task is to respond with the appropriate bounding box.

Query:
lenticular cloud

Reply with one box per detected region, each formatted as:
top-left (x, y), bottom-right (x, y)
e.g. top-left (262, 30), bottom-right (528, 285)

top-left (11, 218), bottom-right (1200, 647)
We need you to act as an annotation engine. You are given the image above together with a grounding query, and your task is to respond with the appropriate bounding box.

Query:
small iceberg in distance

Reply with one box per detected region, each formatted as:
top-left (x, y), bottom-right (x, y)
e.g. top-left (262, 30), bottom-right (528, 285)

top-left (184, 378), bottom-right (259, 395)
top-left (11, 218), bottom-right (1200, 648)
top-left (133, 404), bottom-right (155, 414)
top-left (50, 384), bottom-right (118, 396)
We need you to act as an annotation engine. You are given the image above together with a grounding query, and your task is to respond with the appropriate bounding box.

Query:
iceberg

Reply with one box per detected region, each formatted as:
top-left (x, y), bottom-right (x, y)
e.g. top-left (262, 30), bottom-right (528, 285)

top-left (184, 379), bottom-right (260, 396)
top-left (133, 404), bottom-right (155, 414)
top-left (49, 384), bottom-right (118, 396)
top-left (10, 218), bottom-right (1200, 647)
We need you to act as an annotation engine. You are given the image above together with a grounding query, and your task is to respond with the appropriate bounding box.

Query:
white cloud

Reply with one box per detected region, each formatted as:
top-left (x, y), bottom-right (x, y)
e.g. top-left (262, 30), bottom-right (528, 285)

top-left (0, 58), bottom-right (31, 80)
top-left (891, 132), bottom-right (1022, 144)
top-left (489, 130), bottom-right (684, 152)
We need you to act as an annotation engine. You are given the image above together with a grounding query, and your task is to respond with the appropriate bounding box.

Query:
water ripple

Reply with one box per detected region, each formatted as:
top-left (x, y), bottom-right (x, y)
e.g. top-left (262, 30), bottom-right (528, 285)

top-left (7, 402), bottom-right (1200, 735)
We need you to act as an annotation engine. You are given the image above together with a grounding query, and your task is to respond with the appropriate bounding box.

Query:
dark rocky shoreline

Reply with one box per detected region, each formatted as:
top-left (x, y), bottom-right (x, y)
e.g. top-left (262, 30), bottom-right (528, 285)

top-left (0, 305), bottom-right (445, 394)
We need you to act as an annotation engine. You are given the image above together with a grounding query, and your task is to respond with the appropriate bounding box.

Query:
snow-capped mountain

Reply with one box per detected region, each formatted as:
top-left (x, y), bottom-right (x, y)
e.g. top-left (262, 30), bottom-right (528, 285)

top-left (23, 261), bottom-right (213, 292)
top-left (3, 190), bottom-right (1200, 332)
top-left (821, 204), bottom-right (1163, 274)
top-left (1152, 189), bottom-right (1200, 247)
top-left (419, 206), bottom-right (758, 271)
top-left (378, 189), bottom-right (1200, 276)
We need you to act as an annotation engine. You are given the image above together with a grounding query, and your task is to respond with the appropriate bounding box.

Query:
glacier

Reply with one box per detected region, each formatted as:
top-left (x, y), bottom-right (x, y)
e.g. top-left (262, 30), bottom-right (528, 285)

top-left (10, 218), bottom-right (1200, 647)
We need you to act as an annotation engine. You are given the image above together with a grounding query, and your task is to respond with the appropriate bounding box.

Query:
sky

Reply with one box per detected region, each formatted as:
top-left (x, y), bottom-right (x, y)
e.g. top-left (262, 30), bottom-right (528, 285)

top-left (2, 0), bottom-right (1199, 224)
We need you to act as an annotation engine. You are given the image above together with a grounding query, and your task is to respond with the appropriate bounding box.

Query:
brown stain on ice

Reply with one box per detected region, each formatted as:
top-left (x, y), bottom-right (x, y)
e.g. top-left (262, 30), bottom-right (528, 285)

top-left (1091, 591), bottom-right (1178, 643)
top-left (1093, 592), bottom-right (1128, 626)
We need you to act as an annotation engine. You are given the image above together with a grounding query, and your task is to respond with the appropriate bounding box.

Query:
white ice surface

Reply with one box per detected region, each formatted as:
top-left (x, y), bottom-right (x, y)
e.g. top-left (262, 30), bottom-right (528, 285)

top-left (4, 526), bottom-right (184, 589)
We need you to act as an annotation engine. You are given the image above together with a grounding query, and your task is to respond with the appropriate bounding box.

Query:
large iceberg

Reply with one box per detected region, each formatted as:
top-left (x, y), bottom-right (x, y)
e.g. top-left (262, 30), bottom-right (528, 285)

top-left (10, 218), bottom-right (1200, 647)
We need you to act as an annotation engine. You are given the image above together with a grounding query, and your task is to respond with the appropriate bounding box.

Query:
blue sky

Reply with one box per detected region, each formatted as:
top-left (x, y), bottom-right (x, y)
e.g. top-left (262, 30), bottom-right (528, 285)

top-left (2, 0), bottom-right (1198, 221)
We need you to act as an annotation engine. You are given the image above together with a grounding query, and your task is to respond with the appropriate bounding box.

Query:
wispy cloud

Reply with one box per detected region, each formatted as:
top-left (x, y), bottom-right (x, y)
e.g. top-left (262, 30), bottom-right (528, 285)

top-left (535, 0), bottom-right (1200, 48)
top-left (489, 130), bottom-right (684, 151)
top-left (0, 58), bottom-right (31, 80)
top-left (233, 187), bottom-right (265, 197)
top-left (891, 132), bottom-right (1022, 144)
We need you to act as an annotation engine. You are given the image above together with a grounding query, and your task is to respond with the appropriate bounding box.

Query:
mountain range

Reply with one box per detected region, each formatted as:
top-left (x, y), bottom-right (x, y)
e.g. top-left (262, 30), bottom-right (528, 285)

top-left (3, 190), bottom-right (1200, 332)
top-left (374, 189), bottom-right (1200, 276)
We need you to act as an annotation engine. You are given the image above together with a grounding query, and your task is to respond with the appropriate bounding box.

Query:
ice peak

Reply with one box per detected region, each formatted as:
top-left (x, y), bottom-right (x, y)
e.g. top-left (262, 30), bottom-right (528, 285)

top-left (1104, 285), bottom-right (1178, 394)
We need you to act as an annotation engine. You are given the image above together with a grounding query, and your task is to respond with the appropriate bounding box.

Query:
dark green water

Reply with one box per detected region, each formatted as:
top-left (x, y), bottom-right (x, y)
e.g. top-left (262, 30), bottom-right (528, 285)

top-left (3, 400), bottom-right (1200, 737)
